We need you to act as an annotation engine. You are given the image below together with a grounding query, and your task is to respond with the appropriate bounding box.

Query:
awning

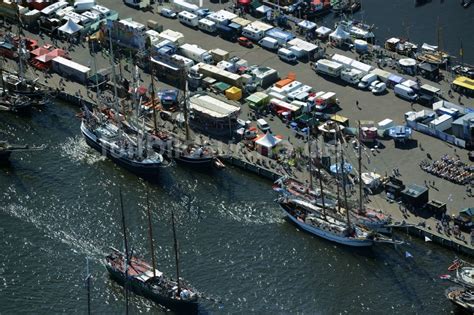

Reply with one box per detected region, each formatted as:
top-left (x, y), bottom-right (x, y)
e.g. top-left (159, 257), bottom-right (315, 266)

top-left (255, 132), bottom-right (282, 148)
top-left (256, 5), bottom-right (272, 14)
top-left (298, 20), bottom-right (317, 30)
top-left (316, 26), bottom-right (332, 36)
top-left (58, 19), bottom-right (83, 35)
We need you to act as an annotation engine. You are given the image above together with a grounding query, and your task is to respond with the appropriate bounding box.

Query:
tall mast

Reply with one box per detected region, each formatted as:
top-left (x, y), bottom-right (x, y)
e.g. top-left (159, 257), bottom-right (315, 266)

top-left (92, 52), bottom-right (100, 102)
top-left (119, 189), bottom-right (129, 259)
top-left (334, 130), bottom-right (341, 212)
top-left (16, 7), bottom-right (24, 83)
top-left (337, 127), bottom-right (351, 227)
top-left (182, 67), bottom-right (190, 141)
top-left (146, 192), bottom-right (157, 278)
top-left (171, 210), bottom-right (181, 294)
top-left (119, 188), bottom-right (129, 315)
top-left (150, 67), bottom-right (157, 133)
top-left (315, 137), bottom-right (326, 217)
top-left (308, 127), bottom-right (313, 190)
top-left (357, 121), bottom-right (364, 215)
top-left (107, 29), bottom-right (120, 121)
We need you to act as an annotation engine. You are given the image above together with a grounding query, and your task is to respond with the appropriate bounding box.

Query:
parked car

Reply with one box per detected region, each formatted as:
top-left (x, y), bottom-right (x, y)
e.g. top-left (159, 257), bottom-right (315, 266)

top-left (238, 37), bottom-right (253, 48)
top-left (369, 80), bottom-right (381, 92)
top-left (257, 118), bottom-right (270, 132)
top-left (372, 82), bottom-right (387, 95)
top-left (160, 8), bottom-right (177, 19)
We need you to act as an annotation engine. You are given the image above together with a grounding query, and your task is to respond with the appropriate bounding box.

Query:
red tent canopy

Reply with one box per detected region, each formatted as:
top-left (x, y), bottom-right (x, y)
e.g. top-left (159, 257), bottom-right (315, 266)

top-left (30, 47), bottom-right (50, 58)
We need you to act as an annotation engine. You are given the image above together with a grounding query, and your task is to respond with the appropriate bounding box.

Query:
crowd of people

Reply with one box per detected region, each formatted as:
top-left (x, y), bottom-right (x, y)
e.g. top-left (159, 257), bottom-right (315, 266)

top-left (420, 154), bottom-right (473, 185)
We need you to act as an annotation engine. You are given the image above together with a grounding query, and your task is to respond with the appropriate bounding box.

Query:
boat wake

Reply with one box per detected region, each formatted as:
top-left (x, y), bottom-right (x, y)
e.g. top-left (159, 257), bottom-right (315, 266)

top-left (215, 201), bottom-right (284, 225)
top-left (60, 136), bottom-right (106, 165)
top-left (1, 186), bottom-right (106, 261)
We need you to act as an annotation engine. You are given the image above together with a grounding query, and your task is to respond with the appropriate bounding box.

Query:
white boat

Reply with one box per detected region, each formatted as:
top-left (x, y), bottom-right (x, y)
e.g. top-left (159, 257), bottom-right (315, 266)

top-left (278, 198), bottom-right (374, 247)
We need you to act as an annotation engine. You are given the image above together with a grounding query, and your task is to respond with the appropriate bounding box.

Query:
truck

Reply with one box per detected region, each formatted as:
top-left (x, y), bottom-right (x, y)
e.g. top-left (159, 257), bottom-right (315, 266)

top-left (217, 24), bottom-right (239, 41)
top-left (178, 11), bottom-right (199, 28)
top-left (209, 48), bottom-right (229, 63)
top-left (123, 0), bottom-right (150, 9)
top-left (179, 44), bottom-right (213, 64)
top-left (394, 83), bottom-right (418, 101)
top-left (172, 0), bottom-right (198, 13)
top-left (315, 59), bottom-right (343, 77)
top-left (198, 18), bottom-right (216, 33)
top-left (340, 68), bottom-right (363, 85)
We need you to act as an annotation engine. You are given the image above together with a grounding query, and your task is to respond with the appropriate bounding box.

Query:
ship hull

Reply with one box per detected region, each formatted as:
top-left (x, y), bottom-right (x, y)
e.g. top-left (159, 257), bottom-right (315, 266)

top-left (281, 205), bottom-right (373, 247)
top-left (106, 265), bottom-right (198, 314)
top-left (81, 122), bottom-right (161, 177)
top-left (176, 155), bottom-right (214, 167)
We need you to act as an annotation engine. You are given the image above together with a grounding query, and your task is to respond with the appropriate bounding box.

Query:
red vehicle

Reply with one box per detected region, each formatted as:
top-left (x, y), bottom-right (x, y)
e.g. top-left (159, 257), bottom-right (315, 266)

top-left (237, 37), bottom-right (253, 48)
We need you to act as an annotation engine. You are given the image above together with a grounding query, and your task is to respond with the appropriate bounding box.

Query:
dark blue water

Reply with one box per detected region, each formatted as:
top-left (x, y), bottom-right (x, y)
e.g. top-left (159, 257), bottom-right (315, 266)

top-left (0, 101), bottom-right (466, 314)
top-left (320, 0), bottom-right (474, 65)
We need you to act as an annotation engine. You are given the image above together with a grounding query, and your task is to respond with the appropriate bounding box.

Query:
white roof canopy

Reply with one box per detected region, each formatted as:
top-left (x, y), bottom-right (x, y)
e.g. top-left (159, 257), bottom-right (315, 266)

top-left (189, 95), bottom-right (240, 119)
top-left (255, 132), bottom-right (282, 148)
top-left (316, 26), bottom-right (332, 36)
top-left (329, 25), bottom-right (350, 40)
top-left (58, 19), bottom-right (83, 35)
top-left (298, 20), bottom-right (317, 30)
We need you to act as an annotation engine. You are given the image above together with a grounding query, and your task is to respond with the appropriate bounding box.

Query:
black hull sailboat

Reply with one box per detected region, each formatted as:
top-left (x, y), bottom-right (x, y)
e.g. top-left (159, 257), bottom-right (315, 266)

top-left (106, 249), bottom-right (198, 314)
top-left (105, 191), bottom-right (199, 313)
top-left (81, 120), bottom-right (163, 177)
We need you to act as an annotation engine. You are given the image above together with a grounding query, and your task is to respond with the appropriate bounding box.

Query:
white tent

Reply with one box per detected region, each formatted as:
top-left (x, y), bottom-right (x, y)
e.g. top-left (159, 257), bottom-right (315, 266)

top-left (58, 19), bottom-right (83, 36)
top-left (298, 20), bottom-right (317, 31)
top-left (316, 26), bottom-right (332, 37)
top-left (255, 132), bottom-right (282, 148)
top-left (329, 25), bottom-right (350, 45)
top-left (256, 5), bottom-right (272, 14)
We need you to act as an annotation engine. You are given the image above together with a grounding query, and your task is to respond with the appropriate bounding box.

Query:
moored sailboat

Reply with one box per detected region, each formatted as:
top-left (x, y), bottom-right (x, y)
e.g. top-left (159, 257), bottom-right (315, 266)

top-left (105, 191), bottom-right (199, 313)
top-left (278, 197), bottom-right (374, 247)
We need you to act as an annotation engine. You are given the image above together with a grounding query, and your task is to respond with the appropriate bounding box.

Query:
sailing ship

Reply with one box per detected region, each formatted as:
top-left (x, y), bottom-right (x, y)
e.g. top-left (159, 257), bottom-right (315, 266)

top-left (445, 286), bottom-right (474, 313)
top-left (442, 259), bottom-right (474, 313)
top-left (81, 116), bottom-right (164, 176)
top-left (105, 191), bottom-right (199, 313)
top-left (335, 19), bottom-right (375, 42)
top-left (277, 197), bottom-right (374, 247)
top-left (332, 0), bottom-right (361, 15)
top-left (2, 27), bottom-right (53, 106)
top-left (81, 32), bottom-right (164, 177)
top-left (273, 124), bottom-right (392, 233)
top-left (0, 90), bottom-right (31, 113)
top-left (147, 64), bottom-right (216, 168)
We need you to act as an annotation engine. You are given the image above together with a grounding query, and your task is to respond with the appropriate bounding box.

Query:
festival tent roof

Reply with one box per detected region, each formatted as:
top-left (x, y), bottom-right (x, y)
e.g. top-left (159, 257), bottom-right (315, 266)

top-left (298, 20), bottom-right (317, 31)
top-left (316, 26), bottom-right (332, 36)
top-left (58, 19), bottom-right (83, 35)
top-left (329, 25), bottom-right (350, 40)
top-left (30, 46), bottom-right (50, 57)
top-left (35, 48), bottom-right (68, 63)
top-left (255, 132), bottom-right (282, 148)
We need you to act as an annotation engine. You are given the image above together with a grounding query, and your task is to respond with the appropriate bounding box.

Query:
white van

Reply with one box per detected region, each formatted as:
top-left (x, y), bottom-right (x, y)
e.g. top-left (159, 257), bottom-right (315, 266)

top-left (259, 37), bottom-right (279, 50)
top-left (242, 27), bottom-right (264, 41)
top-left (358, 73), bottom-right (378, 89)
top-left (257, 119), bottom-right (270, 132)
top-left (394, 83), bottom-right (418, 101)
top-left (198, 18), bottom-right (216, 33)
top-left (277, 48), bottom-right (297, 63)
top-left (74, 0), bottom-right (96, 12)
top-left (178, 11), bottom-right (198, 28)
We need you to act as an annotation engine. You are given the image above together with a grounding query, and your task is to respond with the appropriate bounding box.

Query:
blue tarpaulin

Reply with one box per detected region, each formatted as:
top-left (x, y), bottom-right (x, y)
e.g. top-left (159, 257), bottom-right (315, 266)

top-left (266, 28), bottom-right (295, 44)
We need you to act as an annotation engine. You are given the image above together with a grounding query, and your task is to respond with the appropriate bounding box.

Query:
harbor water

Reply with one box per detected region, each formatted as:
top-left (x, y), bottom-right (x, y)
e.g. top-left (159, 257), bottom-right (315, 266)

top-left (0, 102), bottom-right (466, 314)
top-left (321, 0), bottom-right (474, 65)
